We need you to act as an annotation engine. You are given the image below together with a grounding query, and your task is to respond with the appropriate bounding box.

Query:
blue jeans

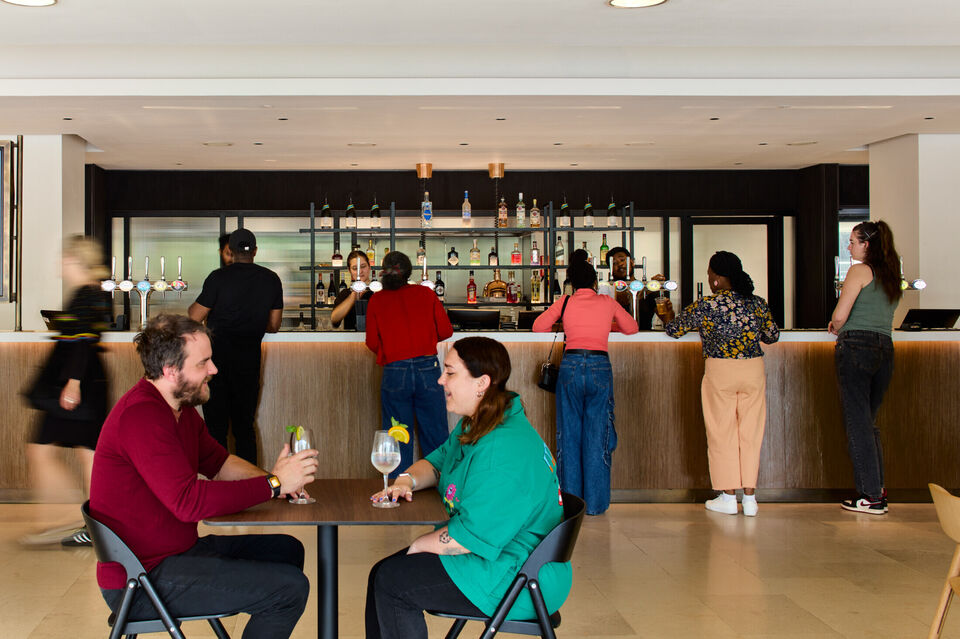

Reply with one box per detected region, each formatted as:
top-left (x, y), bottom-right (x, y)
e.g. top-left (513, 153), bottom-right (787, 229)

top-left (101, 534), bottom-right (308, 639)
top-left (556, 351), bottom-right (616, 515)
top-left (835, 330), bottom-right (895, 500)
top-left (380, 355), bottom-right (449, 476)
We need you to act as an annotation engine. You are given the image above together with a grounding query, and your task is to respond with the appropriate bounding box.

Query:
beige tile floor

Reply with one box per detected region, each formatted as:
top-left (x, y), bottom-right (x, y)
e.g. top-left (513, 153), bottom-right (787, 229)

top-left (2, 501), bottom-right (958, 638)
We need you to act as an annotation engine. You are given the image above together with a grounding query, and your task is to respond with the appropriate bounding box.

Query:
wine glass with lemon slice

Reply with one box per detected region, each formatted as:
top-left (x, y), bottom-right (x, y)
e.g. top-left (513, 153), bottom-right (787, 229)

top-left (286, 425), bottom-right (316, 505)
top-left (371, 431), bottom-right (401, 508)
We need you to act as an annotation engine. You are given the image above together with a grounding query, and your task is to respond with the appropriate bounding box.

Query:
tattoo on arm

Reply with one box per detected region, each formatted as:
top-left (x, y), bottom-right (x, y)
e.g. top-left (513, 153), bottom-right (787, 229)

top-left (438, 530), bottom-right (468, 555)
top-left (439, 531), bottom-right (452, 544)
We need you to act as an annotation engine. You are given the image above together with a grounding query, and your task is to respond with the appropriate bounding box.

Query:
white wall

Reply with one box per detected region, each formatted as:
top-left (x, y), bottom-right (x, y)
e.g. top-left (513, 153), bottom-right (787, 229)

top-left (0, 134), bottom-right (87, 330)
top-left (870, 134), bottom-right (960, 324)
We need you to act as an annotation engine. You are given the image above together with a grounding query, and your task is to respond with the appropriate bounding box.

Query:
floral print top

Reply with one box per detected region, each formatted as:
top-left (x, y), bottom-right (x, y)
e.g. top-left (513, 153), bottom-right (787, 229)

top-left (665, 289), bottom-right (780, 359)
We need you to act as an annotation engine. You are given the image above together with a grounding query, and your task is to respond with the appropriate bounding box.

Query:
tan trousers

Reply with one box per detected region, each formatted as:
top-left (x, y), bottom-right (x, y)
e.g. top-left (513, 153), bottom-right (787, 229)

top-left (701, 357), bottom-right (767, 490)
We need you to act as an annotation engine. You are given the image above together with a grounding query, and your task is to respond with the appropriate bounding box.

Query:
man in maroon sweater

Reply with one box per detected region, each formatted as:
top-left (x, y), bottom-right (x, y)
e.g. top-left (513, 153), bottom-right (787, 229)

top-left (90, 314), bottom-right (318, 638)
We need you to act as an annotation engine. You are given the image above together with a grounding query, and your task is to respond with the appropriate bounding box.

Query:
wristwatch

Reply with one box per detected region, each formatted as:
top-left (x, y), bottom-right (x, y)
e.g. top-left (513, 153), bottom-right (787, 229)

top-left (266, 474), bottom-right (282, 498)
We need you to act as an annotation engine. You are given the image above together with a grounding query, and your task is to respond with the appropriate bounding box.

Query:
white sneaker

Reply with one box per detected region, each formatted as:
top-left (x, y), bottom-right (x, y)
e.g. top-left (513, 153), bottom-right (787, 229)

top-left (705, 495), bottom-right (738, 515)
top-left (742, 498), bottom-right (758, 517)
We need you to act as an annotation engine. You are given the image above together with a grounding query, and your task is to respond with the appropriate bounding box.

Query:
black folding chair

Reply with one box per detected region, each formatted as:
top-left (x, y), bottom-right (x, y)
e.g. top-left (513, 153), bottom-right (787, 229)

top-left (427, 492), bottom-right (585, 639)
top-left (81, 501), bottom-right (235, 639)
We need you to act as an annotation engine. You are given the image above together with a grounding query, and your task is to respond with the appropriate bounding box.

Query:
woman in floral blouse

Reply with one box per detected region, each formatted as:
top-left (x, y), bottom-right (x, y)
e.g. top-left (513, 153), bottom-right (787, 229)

top-left (665, 251), bottom-right (779, 516)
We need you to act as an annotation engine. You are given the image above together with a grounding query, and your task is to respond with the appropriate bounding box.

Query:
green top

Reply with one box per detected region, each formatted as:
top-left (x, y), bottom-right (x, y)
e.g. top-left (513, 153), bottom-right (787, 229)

top-left (425, 394), bottom-right (572, 619)
top-left (841, 278), bottom-right (898, 337)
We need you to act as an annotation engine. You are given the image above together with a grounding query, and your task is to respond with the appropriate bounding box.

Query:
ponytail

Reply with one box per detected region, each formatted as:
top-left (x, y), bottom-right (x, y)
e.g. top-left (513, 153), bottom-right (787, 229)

top-left (730, 270), bottom-right (755, 298)
top-left (708, 250), bottom-right (755, 298)
top-left (853, 220), bottom-right (902, 304)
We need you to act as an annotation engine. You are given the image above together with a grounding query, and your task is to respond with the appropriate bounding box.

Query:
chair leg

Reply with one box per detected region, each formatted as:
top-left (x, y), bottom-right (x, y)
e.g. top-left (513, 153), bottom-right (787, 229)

top-left (481, 576), bottom-right (528, 639)
top-left (444, 618), bottom-right (467, 639)
top-left (527, 580), bottom-right (556, 639)
top-left (137, 574), bottom-right (186, 639)
top-left (209, 617), bottom-right (231, 639)
top-left (929, 545), bottom-right (960, 639)
top-left (110, 580), bottom-right (138, 639)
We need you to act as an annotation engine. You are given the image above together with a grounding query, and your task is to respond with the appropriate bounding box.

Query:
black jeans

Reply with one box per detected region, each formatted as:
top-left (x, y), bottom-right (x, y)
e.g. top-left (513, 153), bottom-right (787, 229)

top-left (101, 534), bottom-right (308, 639)
top-left (835, 330), bottom-right (895, 500)
top-left (366, 548), bottom-right (484, 639)
top-left (204, 342), bottom-right (262, 465)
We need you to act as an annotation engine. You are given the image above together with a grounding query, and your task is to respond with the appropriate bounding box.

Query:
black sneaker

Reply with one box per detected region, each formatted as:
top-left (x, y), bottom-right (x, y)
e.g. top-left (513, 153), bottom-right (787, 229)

top-left (61, 527), bottom-right (93, 547)
top-left (840, 495), bottom-right (887, 515)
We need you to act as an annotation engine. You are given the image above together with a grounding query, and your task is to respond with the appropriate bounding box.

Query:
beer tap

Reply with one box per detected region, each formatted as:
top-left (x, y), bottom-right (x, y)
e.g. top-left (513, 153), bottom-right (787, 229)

top-left (640, 256), bottom-right (648, 286)
top-left (419, 254), bottom-right (434, 290)
top-left (899, 257), bottom-right (927, 291)
top-left (100, 256), bottom-right (118, 293)
top-left (152, 256), bottom-right (170, 298)
top-left (135, 257), bottom-right (153, 330)
top-left (170, 256), bottom-right (188, 297)
top-left (118, 256), bottom-right (135, 294)
top-left (834, 256), bottom-right (842, 298)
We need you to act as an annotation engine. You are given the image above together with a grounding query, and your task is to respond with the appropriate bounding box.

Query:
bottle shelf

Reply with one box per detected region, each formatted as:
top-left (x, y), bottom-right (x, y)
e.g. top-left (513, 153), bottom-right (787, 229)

top-left (423, 264), bottom-right (564, 271)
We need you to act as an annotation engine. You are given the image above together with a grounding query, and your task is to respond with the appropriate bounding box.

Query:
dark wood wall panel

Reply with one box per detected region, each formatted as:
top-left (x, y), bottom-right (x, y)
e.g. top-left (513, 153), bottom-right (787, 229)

top-left (795, 164), bottom-right (840, 328)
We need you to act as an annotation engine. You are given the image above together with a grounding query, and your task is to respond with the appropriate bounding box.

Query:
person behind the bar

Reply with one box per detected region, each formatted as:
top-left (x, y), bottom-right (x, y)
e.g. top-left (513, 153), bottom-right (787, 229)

top-left (365, 251), bottom-right (453, 475)
top-left (218, 232), bottom-right (233, 267)
top-left (331, 250), bottom-right (373, 331)
top-left (829, 220), bottom-right (902, 515)
top-left (665, 250), bottom-right (779, 516)
top-left (90, 314), bottom-right (317, 639)
top-left (606, 246), bottom-right (674, 329)
top-left (532, 259), bottom-right (639, 515)
top-left (365, 336), bottom-right (571, 639)
top-left (189, 228), bottom-right (282, 465)
top-left (21, 236), bottom-right (112, 548)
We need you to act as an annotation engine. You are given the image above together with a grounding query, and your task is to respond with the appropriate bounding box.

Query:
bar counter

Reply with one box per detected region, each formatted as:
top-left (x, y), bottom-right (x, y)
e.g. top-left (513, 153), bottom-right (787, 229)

top-left (3, 330), bottom-right (958, 500)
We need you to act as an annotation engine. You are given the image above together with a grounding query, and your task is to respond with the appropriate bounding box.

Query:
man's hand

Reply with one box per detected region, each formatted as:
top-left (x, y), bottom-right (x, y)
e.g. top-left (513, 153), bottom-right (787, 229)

top-left (59, 379), bottom-right (82, 411)
top-left (271, 444), bottom-right (319, 496)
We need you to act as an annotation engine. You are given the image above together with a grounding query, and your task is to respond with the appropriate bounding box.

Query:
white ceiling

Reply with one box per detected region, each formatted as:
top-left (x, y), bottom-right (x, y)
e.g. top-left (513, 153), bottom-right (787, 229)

top-left (2, 0), bottom-right (960, 171)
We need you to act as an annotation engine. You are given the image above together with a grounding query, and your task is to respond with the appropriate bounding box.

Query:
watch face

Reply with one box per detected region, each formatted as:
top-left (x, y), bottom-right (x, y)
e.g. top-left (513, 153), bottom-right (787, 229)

top-left (268, 475), bottom-right (281, 489)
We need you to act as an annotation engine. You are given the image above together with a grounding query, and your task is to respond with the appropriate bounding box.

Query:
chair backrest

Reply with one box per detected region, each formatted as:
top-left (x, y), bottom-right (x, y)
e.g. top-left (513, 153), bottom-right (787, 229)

top-left (81, 500), bottom-right (149, 580)
top-left (518, 492), bottom-right (585, 578)
top-left (930, 484), bottom-right (960, 544)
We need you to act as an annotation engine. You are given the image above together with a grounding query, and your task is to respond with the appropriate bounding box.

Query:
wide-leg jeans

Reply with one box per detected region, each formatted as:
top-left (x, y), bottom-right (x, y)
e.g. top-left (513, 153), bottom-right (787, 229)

top-left (835, 329), bottom-right (895, 501)
top-left (555, 351), bottom-right (616, 515)
top-left (380, 355), bottom-right (449, 476)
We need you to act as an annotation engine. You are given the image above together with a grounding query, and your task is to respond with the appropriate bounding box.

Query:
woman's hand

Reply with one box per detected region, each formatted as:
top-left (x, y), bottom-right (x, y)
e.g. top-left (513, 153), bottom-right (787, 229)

top-left (59, 379), bottom-right (82, 411)
top-left (370, 478), bottom-right (415, 505)
top-left (827, 320), bottom-right (839, 335)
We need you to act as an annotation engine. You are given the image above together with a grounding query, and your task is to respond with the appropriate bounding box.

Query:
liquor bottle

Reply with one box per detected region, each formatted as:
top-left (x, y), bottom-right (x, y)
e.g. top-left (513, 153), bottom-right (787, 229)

top-left (551, 272), bottom-right (562, 298)
top-left (447, 245), bottom-right (460, 266)
top-left (600, 233), bottom-right (609, 265)
top-left (557, 195), bottom-right (571, 228)
top-left (297, 311), bottom-right (306, 331)
top-left (467, 271), bottom-right (477, 304)
top-left (344, 196), bottom-right (357, 228)
top-left (416, 240), bottom-right (426, 266)
top-left (511, 242), bottom-right (522, 265)
top-left (332, 245), bottom-right (343, 268)
top-left (582, 196), bottom-right (594, 228)
top-left (461, 191), bottom-right (471, 227)
top-left (320, 198), bottom-right (333, 229)
top-left (530, 240), bottom-right (541, 266)
top-left (434, 271), bottom-right (445, 300)
top-left (515, 192), bottom-right (526, 228)
top-left (555, 237), bottom-right (565, 266)
top-left (469, 239), bottom-right (481, 265)
top-left (530, 270), bottom-right (541, 303)
top-left (497, 197), bottom-right (509, 228)
top-left (582, 240), bottom-right (592, 262)
top-left (338, 278), bottom-right (348, 294)
top-left (316, 275), bottom-right (326, 306)
top-left (326, 273), bottom-right (337, 305)
top-left (421, 191), bottom-right (432, 228)
top-left (366, 239), bottom-right (376, 266)
top-left (506, 271), bottom-right (519, 304)
top-left (483, 268), bottom-right (507, 299)
top-left (529, 198), bottom-right (541, 228)
top-left (370, 197), bottom-right (381, 229)
top-left (488, 245), bottom-right (499, 266)
top-left (606, 196), bottom-right (618, 228)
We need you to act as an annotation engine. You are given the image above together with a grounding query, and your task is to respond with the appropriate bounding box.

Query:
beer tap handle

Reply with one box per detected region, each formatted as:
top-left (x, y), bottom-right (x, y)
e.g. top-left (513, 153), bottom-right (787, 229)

top-left (641, 256), bottom-right (648, 283)
top-left (160, 256), bottom-right (166, 280)
top-left (111, 256), bottom-right (117, 281)
top-left (144, 256), bottom-right (150, 281)
top-left (127, 256), bottom-right (133, 280)
top-left (177, 256), bottom-right (183, 281)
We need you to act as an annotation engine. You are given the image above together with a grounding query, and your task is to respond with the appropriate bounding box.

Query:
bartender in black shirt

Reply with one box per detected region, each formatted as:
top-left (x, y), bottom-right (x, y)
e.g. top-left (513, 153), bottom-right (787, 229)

top-left (188, 228), bottom-right (282, 464)
top-left (331, 250), bottom-right (373, 331)
top-left (607, 246), bottom-right (674, 329)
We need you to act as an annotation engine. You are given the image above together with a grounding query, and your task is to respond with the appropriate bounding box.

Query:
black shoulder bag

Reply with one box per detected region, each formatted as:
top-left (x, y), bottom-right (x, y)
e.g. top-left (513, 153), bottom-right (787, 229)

top-left (537, 295), bottom-right (571, 393)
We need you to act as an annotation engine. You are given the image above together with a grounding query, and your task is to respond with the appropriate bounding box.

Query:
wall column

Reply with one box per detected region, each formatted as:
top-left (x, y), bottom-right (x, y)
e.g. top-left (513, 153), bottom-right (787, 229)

top-left (871, 134), bottom-right (960, 324)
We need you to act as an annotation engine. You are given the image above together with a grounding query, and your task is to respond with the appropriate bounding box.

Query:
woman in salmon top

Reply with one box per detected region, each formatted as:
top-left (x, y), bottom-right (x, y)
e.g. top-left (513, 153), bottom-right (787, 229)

top-left (533, 259), bottom-right (638, 515)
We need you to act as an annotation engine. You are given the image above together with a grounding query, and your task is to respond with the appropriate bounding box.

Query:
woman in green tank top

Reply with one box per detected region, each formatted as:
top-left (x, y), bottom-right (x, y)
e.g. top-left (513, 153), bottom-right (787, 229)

top-left (829, 220), bottom-right (902, 515)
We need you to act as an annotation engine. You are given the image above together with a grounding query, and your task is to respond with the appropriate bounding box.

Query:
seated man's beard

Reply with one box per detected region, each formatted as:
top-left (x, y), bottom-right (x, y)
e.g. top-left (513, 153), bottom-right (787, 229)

top-left (174, 374), bottom-right (210, 407)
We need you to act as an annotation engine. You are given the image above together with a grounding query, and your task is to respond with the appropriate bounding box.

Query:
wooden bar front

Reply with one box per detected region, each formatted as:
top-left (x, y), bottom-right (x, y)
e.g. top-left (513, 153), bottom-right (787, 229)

top-left (2, 334), bottom-right (957, 498)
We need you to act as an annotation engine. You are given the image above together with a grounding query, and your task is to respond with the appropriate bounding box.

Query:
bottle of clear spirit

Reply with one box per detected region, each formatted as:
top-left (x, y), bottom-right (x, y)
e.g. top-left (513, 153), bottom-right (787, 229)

top-left (469, 239), bottom-right (481, 265)
top-left (530, 240), bottom-right (541, 266)
top-left (516, 192), bottom-right (526, 228)
top-left (421, 191), bottom-right (433, 228)
top-left (461, 191), bottom-right (471, 227)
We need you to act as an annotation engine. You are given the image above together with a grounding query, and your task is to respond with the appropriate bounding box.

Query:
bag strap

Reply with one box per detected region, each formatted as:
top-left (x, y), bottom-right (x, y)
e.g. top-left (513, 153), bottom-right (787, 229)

top-left (547, 296), bottom-right (572, 360)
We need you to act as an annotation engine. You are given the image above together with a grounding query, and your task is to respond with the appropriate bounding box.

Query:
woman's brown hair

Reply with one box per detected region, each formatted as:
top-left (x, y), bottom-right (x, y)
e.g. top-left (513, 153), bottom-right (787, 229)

top-left (453, 336), bottom-right (516, 445)
top-left (853, 220), bottom-right (902, 304)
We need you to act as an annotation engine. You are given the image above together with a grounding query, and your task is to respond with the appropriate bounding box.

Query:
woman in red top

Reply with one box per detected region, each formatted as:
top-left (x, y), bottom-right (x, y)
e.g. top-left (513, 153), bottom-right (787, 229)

top-left (533, 259), bottom-right (638, 514)
top-left (366, 251), bottom-right (453, 475)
